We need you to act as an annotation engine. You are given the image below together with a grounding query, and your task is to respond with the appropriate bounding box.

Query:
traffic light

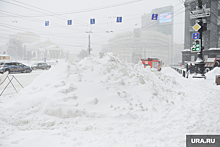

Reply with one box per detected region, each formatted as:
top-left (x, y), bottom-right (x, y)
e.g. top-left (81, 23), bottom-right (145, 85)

top-left (191, 39), bottom-right (201, 52)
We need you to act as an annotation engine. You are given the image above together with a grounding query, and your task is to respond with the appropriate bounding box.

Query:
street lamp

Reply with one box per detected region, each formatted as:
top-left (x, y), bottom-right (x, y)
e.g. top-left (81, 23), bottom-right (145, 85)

top-left (85, 31), bottom-right (92, 54)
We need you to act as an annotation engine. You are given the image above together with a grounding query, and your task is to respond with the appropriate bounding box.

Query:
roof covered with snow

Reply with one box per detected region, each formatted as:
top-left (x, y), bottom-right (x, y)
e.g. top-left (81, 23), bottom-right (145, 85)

top-left (182, 49), bottom-right (190, 52)
top-left (209, 48), bottom-right (220, 50)
top-left (0, 54), bottom-right (10, 56)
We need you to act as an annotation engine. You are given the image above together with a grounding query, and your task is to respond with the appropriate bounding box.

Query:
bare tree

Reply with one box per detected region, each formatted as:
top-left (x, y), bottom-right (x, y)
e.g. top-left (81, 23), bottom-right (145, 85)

top-left (77, 49), bottom-right (89, 59)
top-left (7, 39), bottom-right (24, 60)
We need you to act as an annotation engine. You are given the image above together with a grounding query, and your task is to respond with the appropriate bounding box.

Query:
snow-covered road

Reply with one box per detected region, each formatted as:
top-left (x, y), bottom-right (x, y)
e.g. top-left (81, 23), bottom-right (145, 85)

top-left (0, 70), bottom-right (45, 97)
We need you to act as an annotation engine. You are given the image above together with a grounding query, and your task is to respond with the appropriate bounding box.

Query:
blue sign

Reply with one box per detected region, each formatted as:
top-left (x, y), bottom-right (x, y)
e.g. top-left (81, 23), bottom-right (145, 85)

top-left (90, 19), bottom-right (95, 24)
top-left (116, 17), bottom-right (122, 23)
top-left (67, 20), bottom-right (72, 25)
top-left (45, 21), bottom-right (49, 26)
top-left (159, 12), bottom-right (172, 23)
top-left (151, 14), bottom-right (158, 20)
top-left (193, 32), bottom-right (200, 39)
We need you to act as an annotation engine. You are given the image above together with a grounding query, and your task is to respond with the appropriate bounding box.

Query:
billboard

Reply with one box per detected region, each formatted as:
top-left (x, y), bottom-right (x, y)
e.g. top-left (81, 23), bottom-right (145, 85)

top-left (159, 12), bottom-right (172, 23)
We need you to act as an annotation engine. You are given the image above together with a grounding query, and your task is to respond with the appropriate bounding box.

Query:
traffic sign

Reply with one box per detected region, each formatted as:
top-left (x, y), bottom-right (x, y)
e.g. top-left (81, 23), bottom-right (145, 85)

top-left (90, 19), bottom-right (95, 24)
top-left (151, 14), bottom-right (158, 20)
top-left (190, 8), bottom-right (210, 19)
top-left (45, 21), bottom-right (49, 26)
top-left (116, 17), bottom-right (122, 23)
top-left (193, 23), bottom-right (201, 31)
top-left (67, 20), bottom-right (72, 25)
top-left (193, 32), bottom-right (200, 39)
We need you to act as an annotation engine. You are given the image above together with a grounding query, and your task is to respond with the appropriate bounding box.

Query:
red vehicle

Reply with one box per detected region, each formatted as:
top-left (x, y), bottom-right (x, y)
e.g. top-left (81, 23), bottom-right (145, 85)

top-left (204, 58), bottom-right (220, 73)
top-left (141, 58), bottom-right (162, 71)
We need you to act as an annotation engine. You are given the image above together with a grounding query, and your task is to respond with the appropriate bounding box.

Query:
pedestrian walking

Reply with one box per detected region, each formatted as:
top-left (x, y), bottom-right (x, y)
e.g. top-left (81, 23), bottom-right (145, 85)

top-left (186, 63), bottom-right (189, 78)
top-left (190, 63), bottom-right (193, 74)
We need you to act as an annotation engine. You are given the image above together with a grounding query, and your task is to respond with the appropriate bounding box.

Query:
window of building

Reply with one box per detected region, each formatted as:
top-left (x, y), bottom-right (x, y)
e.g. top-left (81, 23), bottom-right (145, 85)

top-left (218, 1), bottom-right (220, 9)
top-left (191, 56), bottom-right (195, 61)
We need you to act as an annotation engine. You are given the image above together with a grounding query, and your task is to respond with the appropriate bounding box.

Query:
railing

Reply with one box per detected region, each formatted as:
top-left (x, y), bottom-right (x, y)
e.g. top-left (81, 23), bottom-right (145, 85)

top-left (171, 66), bottom-right (188, 78)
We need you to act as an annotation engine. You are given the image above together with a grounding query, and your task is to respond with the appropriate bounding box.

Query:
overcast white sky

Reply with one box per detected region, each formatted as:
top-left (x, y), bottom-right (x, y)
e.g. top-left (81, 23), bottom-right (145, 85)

top-left (0, 0), bottom-right (185, 54)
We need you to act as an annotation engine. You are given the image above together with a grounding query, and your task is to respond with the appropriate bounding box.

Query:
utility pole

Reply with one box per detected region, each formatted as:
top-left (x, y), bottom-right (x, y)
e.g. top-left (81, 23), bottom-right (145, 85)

top-left (86, 31), bottom-right (92, 54)
top-left (192, 0), bottom-right (206, 79)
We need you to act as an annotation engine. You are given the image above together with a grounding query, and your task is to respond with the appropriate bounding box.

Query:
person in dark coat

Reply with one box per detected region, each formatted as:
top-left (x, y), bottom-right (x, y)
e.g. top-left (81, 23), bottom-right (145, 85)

top-left (189, 63), bottom-right (193, 74)
top-left (186, 64), bottom-right (189, 72)
top-left (186, 63), bottom-right (189, 78)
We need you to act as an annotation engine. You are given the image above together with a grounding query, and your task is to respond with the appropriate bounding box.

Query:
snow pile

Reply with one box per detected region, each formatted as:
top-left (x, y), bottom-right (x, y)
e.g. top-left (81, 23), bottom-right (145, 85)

top-left (5, 53), bottom-right (184, 119)
top-left (205, 67), bottom-right (220, 81)
top-left (0, 53), bottom-right (220, 147)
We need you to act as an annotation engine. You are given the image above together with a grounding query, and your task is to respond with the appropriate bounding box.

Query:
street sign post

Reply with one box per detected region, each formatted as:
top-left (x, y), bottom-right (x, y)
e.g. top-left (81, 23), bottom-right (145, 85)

top-left (90, 19), bottom-right (95, 24)
top-left (67, 20), bottom-right (72, 25)
top-left (151, 14), bottom-right (158, 20)
top-left (190, 8), bottom-right (210, 19)
top-left (45, 21), bottom-right (49, 26)
top-left (193, 23), bottom-right (201, 32)
top-left (116, 17), bottom-right (122, 23)
top-left (192, 32), bottom-right (200, 39)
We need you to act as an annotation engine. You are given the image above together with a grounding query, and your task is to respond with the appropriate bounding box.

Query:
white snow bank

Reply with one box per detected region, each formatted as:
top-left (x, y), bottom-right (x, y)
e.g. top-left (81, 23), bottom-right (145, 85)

top-left (0, 53), bottom-right (220, 147)
top-left (5, 53), bottom-right (187, 119)
top-left (205, 67), bottom-right (220, 79)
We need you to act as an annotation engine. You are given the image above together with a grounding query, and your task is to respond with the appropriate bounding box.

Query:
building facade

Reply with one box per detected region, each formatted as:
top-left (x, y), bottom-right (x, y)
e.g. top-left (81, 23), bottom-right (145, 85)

top-left (173, 43), bottom-right (184, 64)
top-left (102, 5), bottom-right (178, 65)
top-left (141, 6), bottom-right (174, 63)
top-left (9, 32), bottom-right (40, 43)
top-left (103, 29), bottom-right (172, 65)
top-left (141, 6), bottom-right (174, 36)
top-left (8, 32), bottom-right (64, 60)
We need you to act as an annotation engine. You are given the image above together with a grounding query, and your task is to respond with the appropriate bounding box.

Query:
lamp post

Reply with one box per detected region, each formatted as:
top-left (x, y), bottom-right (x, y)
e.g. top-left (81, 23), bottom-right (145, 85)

top-left (86, 31), bottom-right (92, 54)
top-left (106, 21), bottom-right (114, 53)
top-left (193, 0), bottom-right (206, 79)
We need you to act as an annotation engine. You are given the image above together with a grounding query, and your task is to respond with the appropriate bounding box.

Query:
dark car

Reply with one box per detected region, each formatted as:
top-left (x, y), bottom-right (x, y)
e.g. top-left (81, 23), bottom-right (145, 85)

top-left (31, 62), bottom-right (51, 70)
top-left (0, 62), bottom-right (32, 73)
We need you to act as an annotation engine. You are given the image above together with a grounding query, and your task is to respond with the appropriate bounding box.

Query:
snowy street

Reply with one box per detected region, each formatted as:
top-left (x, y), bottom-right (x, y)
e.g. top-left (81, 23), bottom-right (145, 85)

top-left (1, 0), bottom-right (220, 146)
top-left (0, 54), bottom-right (219, 147)
top-left (0, 70), bottom-right (45, 97)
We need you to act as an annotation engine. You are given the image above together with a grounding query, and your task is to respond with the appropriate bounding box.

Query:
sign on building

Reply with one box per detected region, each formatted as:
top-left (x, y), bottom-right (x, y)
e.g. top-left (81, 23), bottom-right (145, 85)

top-left (159, 12), bottom-right (172, 23)
top-left (190, 8), bottom-right (210, 19)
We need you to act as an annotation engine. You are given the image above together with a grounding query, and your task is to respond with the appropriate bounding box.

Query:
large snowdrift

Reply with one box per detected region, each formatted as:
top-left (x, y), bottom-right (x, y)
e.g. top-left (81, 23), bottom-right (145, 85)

top-left (0, 53), bottom-right (220, 147)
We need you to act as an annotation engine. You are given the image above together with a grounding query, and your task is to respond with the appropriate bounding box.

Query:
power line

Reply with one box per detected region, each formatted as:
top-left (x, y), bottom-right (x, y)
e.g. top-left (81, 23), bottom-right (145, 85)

top-left (0, 0), bottom-right (186, 51)
top-left (0, 23), bottom-right (88, 47)
top-left (10, 0), bottom-right (143, 17)
top-left (0, 0), bottom-right (108, 34)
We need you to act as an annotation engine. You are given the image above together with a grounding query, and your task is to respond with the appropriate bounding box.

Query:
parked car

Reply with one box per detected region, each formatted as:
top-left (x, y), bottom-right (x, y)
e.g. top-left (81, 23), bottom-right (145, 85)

top-left (46, 60), bottom-right (57, 66)
top-left (31, 62), bottom-right (51, 70)
top-left (0, 62), bottom-right (32, 73)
